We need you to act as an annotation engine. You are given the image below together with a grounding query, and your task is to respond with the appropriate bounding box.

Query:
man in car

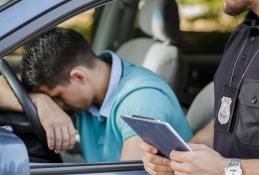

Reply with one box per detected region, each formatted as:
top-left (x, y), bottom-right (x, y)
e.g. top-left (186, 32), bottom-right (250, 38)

top-left (0, 27), bottom-right (192, 162)
top-left (140, 0), bottom-right (259, 174)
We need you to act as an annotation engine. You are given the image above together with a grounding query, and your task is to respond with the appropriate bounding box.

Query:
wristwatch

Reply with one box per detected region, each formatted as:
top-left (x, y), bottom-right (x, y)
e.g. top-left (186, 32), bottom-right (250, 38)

top-left (225, 159), bottom-right (242, 175)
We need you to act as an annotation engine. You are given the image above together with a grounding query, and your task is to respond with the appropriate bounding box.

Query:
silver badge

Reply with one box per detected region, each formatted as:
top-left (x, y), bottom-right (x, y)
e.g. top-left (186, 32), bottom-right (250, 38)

top-left (218, 96), bottom-right (232, 125)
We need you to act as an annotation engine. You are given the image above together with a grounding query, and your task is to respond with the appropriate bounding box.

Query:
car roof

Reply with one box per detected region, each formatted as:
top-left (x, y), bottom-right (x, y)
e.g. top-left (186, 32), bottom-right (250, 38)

top-left (0, 0), bottom-right (114, 57)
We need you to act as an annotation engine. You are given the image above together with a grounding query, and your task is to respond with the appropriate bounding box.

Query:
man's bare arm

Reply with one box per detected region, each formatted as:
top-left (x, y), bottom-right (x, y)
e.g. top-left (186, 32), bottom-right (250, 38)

top-left (190, 120), bottom-right (214, 148)
top-left (0, 75), bottom-right (76, 152)
top-left (120, 136), bottom-right (144, 160)
top-left (0, 75), bottom-right (22, 111)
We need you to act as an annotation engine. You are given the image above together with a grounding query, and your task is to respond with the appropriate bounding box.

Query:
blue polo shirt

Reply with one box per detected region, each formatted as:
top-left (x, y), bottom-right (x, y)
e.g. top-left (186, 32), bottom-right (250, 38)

top-left (76, 51), bottom-right (192, 162)
top-left (88, 51), bottom-right (122, 118)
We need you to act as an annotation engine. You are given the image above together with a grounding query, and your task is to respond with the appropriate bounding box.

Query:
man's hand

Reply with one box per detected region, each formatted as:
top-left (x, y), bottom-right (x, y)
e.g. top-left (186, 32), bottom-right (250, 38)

top-left (170, 144), bottom-right (229, 175)
top-left (30, 93), bottom-right (77, 153)
top-left (140, 141), bottom-right (173, 175)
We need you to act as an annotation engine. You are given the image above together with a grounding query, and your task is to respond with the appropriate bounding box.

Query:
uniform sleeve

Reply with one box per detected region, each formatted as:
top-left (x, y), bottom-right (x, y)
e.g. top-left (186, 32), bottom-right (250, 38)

top-left (115, 88), bottom-right (192, 142)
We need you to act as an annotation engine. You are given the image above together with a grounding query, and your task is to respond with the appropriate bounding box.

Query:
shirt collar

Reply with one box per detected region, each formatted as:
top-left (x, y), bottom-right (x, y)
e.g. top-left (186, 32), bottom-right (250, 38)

top-left (88, 51), bottom-right (123, 118)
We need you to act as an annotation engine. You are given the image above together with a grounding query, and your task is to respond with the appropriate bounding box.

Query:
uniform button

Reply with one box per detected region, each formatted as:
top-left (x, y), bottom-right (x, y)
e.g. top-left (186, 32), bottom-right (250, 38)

top-left (250, 36), bottom-right (255, 42)
top-left (242, 53), bottom-right (247, 60)
top-left (251, 97), bottom-right (257, 104)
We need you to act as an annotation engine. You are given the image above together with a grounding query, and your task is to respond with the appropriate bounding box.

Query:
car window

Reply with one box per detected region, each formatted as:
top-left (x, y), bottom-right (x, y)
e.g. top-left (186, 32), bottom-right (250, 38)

top-left (1, 0), bottom-right (244, 166)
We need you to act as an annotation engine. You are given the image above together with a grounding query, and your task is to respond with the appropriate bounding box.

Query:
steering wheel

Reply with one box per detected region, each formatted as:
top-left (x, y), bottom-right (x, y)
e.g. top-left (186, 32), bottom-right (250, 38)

top-left (0, 58), bottom-right (45, 142)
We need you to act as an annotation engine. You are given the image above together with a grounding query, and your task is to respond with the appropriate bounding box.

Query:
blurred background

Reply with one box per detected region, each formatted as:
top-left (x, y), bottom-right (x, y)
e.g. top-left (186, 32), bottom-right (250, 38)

top-left (57, 0), bottom-right (245, 41)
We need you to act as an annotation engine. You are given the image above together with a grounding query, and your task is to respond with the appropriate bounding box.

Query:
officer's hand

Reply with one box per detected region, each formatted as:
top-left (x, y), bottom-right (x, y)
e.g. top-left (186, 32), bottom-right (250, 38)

top-left (170, 143), bottom-right (228, 175)
top-left (30, 93), bottom-right (77, 153)
top-left (140, 141), bottom-right (173, 175)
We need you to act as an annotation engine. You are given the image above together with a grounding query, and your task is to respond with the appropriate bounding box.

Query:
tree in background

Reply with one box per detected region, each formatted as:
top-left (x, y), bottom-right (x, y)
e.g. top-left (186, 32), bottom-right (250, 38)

top-left (176, 0), bottom-right (245, 32)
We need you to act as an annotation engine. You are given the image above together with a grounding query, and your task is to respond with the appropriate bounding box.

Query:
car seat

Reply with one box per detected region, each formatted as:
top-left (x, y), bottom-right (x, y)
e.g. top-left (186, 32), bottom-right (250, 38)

top-left (116, 0), bottom-right (187, 97)
top-left (186, 82), bottom-right (214, 134)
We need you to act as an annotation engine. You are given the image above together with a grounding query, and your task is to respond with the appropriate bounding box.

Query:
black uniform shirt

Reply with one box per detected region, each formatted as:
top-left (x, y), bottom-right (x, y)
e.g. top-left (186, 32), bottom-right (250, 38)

top-left (214, 11), bottom-right (259, 158)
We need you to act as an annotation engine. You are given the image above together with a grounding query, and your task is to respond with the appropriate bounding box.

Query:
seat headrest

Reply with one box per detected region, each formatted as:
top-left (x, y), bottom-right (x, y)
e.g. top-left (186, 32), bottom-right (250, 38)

top-left (139, 0), bottom-right (180, 44)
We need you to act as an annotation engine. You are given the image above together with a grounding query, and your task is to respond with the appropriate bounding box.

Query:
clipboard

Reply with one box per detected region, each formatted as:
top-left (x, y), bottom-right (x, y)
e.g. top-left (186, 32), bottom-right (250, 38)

top-left (121, 115), bottom-right (191, 158)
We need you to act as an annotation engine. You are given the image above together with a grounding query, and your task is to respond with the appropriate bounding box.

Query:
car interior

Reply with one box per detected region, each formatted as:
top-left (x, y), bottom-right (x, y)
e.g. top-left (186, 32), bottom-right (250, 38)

top-left (93, 0), bottom-right (221, 134)
top-left (0, 0), bottom-right (230, 165)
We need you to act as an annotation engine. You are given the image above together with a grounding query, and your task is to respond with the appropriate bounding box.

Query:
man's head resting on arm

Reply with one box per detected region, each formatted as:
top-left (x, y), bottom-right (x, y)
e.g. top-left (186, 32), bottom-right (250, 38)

top-left (22, 28), bottom-right (110, 111)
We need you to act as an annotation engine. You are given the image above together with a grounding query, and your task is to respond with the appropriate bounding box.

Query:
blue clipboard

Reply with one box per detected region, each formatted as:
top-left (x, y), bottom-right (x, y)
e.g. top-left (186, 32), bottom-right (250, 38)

top-left (121, 115), bottom-right (191, 158)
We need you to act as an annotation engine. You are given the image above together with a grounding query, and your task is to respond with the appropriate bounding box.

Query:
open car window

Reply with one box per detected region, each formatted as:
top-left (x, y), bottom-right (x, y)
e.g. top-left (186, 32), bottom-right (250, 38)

top-left (0, 0), bottom-right (244, 174)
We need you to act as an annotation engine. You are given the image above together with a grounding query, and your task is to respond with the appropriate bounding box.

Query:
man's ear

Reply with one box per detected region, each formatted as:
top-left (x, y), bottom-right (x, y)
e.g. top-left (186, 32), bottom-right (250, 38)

top-left (69, 67), bottom-right (88, 84)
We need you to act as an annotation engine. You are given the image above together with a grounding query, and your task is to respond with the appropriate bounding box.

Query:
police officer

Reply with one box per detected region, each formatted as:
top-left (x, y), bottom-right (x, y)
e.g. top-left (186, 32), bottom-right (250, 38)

top-left (140, 0), bottom-right (259, 174)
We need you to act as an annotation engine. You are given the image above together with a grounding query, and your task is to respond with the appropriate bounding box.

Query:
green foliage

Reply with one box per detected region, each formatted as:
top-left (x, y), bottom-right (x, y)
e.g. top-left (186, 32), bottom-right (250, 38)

top-left (176, 0), bottom-right (223, 18)
top-left (176, 0), bottom-right (222, 7)
top-left (0, 0), bottom-right (12, 6)
top-left (176, 0), bottom-right (245, 31)
top-left (70, 24), bottom-right (93, 41)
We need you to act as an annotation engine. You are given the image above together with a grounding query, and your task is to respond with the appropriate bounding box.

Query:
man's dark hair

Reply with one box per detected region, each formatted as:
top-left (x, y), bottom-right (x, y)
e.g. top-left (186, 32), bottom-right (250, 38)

top-left (22, 27), bottom-right (96, 91)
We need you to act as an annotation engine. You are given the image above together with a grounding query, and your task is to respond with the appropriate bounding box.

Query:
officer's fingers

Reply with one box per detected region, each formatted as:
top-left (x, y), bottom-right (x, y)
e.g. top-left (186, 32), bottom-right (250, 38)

top-left (144, 159), bottom-right (173, 173)
top-left (170, 150), bottom-right (192, 163)
top-left (144, 166), bottom-right (157, 175)
top-left (139, 141), bottom-right (158, 154)
top-left (144, 165), bottom-right (173, 175)
top-left (174, 171), bottom-right (186, 175)
top-left (143, 152), bottom-right (171, 166)
top-left (54, 127), bottom-right (62, 153)
top-left (170, 160), bottom-right (191, 173)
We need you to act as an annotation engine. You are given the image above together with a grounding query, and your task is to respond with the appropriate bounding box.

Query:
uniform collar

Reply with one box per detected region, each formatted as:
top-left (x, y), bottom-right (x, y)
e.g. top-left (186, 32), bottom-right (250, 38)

top-left (88, 51), bottom-right (123, 119)
top-left (244, 11), bottom-right (259, 28)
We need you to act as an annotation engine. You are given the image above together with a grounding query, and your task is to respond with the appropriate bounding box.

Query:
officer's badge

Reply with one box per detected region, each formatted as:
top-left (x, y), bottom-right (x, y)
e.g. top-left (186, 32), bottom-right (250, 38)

top-left (218, 96), bottom-right (232, 125)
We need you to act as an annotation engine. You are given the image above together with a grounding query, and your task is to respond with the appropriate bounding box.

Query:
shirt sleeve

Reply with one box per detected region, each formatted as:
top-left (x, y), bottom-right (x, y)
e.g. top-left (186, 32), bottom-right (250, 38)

top-left (115, 88), bottom-right (192, 142)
